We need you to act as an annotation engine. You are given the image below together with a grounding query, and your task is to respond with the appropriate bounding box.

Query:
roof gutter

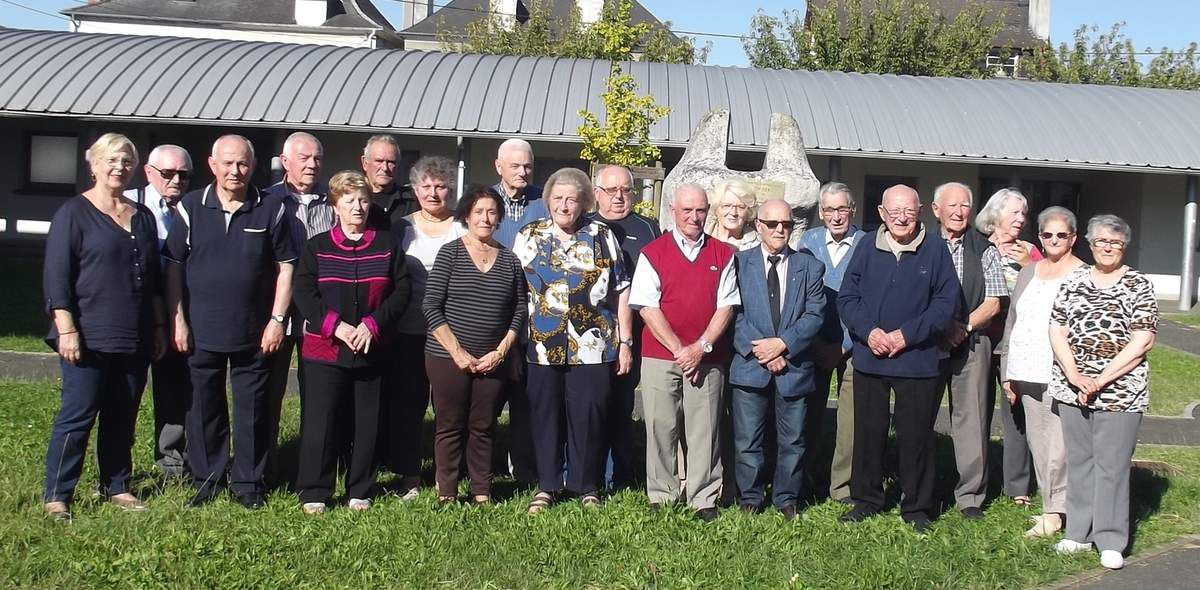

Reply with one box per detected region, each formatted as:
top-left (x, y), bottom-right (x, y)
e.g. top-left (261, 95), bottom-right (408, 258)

top-left (1, 110), bottom-right (1192, 176)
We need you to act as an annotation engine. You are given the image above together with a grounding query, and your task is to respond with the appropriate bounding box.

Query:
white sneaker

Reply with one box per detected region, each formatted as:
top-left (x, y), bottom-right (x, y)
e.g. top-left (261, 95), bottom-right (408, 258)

top-left (348, 498), bottom-right (371, 511)
top-left (1054, 539), bottom-right (1094, 554)
top-left (302, 502), bottom-right (326, 515)
top-left (401, 487), bottom-right (420, 502)
top-left (1100, 550), bottom-right (1124, 569)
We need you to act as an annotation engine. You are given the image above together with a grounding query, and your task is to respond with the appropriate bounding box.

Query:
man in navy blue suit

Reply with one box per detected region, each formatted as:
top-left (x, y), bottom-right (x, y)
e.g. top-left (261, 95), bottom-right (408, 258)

top-left (729, 199), bottom-right (827, 519)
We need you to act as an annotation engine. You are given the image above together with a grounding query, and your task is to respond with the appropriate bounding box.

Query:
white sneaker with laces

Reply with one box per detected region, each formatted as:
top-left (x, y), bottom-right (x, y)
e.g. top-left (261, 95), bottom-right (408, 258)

top-left (1100, 550), bottom-right (1124, 569)
top-left (1054, 539), bottom-right (1094, 554)
top-left (348, 498), bottom-right (371, 511)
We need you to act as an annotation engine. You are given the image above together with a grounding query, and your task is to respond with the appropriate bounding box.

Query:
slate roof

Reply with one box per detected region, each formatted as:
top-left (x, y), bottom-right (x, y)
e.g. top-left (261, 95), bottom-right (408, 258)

top-left (62, 0), bottom-right (395, 31)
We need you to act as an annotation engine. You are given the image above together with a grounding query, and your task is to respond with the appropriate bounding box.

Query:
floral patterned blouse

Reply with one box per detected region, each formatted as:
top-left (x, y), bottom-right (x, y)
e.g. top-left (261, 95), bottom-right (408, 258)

top-left (513, 218), bottom-right (630, 366)
top-left (1047, 267), bottom-right (1158, 412)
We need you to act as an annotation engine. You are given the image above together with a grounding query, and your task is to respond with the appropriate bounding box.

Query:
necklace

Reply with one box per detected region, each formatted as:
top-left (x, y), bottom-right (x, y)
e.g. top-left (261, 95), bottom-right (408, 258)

top-left (418, 209), bottom-right (449, 224)
top-left (464, 236), bottom-right (494, 265)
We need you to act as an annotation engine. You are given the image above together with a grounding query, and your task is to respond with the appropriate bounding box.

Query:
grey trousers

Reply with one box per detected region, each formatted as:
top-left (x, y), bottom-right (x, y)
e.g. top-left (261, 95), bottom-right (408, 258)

top-left (642, 358), bottom-right (724, 510)
top-left (944, 335), bottom-right (994, 509)
top-left (1015, 382), bottom-right (1067, 514)
top-left (993, 355), bottom-right (1033, 497)
top-left (824, 357), bottom-right (853, 501)
top-left (1058, 402), bottom-right (1141, 553)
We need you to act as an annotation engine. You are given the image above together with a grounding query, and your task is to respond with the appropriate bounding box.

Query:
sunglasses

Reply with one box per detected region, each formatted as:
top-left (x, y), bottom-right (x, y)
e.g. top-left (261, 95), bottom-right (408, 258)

top-left (150, 165), bottom-right (191, 182)
top-left (757, 219), bottom-right (794, 231)
top-left (1039, 231), bottom-right (1073, 240)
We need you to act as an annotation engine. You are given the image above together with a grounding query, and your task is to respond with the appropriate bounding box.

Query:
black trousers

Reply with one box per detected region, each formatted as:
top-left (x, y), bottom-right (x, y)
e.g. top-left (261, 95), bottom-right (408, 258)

top-left (186, 347), bottom-right (270, 496)
top-left (526, 362), bottom-right (611, 494)
top-left (149, 348), bottom-right (191, 476)
top-left (427, 355), bottom-right (504, 496)
top-left (264, 336), bottom-right (297, 481)
top-left (850, 370), bottom-right (943, 519)
top-left (296, 361), bottom-right (381, 503)
top-left (601, 353), bottom-right (641, 489)
top-left (382, 334), bottom-right (430, 478)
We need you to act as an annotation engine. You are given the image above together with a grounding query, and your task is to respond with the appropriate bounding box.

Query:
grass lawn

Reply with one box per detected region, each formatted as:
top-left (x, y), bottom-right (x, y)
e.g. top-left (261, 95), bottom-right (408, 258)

top-left (1147, 346), bottom-right (1200, 416)
top-left (2, 380), bottom-right (1199, 588)
top-left (1164, 307), bottom-right (1200, 328)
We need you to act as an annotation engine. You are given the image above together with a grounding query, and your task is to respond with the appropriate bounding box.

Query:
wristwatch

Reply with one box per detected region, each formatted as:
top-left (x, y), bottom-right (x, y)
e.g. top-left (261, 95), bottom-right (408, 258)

top-left (699, 338), bottom-right (714, 354)
top-left (965, 322), bottom-right (974, 333)
top-left (619, 338), bottom-right (634, 347)
top-left (271, 314), bottom-right (287, 325)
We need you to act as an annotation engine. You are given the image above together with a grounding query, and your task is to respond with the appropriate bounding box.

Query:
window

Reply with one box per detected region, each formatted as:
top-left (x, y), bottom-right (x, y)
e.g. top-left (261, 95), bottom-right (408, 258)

top-left (25, 133), bottom-right (79, 192)
top-left (986, 50), bottom-right (1021, 78)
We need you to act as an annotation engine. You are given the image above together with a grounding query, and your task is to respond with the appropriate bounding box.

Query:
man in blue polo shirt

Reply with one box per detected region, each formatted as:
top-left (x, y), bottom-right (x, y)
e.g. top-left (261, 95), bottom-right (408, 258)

top-left (164, 135), bottom-right (296, 510)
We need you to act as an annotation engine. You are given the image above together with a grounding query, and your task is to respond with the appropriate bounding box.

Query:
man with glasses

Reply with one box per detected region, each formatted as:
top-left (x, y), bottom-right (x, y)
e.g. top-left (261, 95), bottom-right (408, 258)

top-left (127, 144), bottom-right (194, 480)
top-left (362, 134), bottom-right (419, 231)
top-left (800, 182), bottom-right (866, 504)
top-left (931, 182), bottom-right (1009, 521)
top-left (837, 184), bottom-right (959, 533)
top-left (729, 199), bottom-right (826, 519)
top-left (588, 165), bottom-right (661, 490)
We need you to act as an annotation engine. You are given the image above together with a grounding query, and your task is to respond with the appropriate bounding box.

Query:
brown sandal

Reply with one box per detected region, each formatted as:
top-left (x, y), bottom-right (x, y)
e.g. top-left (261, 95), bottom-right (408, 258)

top-left (527, 491), bottom-right (554, 514)
top-left (580, 493), bottom-right (602, 508)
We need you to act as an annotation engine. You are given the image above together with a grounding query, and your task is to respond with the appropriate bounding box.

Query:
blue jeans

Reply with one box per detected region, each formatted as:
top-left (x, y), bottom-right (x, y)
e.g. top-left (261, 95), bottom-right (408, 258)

top-left (731, 382), bottom-right (810, 508)
top-left (43, 352), bottom-right (148, 502)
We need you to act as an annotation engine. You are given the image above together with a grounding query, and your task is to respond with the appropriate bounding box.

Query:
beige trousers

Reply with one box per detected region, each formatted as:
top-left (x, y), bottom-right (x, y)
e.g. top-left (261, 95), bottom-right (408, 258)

top-left (1016, 381), bottom-right (1068, 514)
top-left (641, 358), bottom-right (725, 510)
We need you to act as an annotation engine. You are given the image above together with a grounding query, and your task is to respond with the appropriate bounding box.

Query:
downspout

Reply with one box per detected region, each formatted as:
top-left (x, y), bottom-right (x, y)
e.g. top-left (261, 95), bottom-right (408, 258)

top-left (1180, 175), bottom-right (1197, 311)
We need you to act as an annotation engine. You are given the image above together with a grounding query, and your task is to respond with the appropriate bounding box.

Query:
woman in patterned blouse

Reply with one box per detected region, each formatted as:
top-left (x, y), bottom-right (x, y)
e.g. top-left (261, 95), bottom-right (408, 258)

top-left (512, 167), bottom-right (632, 513)
top-left (1047, 214), bottom-right (1158, 570)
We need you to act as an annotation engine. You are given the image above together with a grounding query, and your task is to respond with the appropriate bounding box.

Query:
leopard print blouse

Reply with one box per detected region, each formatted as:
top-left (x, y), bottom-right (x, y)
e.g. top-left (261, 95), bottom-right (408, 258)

top-left (1047, 266), bottom-right (1158, 413)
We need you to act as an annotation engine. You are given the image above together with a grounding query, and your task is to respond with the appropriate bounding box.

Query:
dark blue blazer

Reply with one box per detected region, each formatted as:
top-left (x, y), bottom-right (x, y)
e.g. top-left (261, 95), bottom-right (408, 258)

top-left (730, 247), bottom-right (827, 394)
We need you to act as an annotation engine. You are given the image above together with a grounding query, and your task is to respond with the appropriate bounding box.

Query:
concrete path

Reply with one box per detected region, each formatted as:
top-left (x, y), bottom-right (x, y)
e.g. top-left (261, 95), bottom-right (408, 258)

top-left (1050, 535), bottom-right (1200, 590)
top-left (1158, 319), bottom-right (1200, 356)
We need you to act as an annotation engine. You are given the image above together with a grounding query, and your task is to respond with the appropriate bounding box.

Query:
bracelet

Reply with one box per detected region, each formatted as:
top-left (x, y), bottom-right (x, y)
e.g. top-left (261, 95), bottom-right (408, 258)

top-left (58, 329), bottom-right (77, 335)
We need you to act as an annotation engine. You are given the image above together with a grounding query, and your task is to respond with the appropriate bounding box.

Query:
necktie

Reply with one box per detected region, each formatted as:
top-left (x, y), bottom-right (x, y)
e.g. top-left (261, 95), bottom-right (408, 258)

top-left (768, 254), bottom-right (781, 332)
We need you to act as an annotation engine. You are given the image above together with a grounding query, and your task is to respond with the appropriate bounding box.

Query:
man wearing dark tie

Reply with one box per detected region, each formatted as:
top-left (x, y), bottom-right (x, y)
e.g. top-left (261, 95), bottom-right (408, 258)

top-left (729, 199), bottom-right (827, 519)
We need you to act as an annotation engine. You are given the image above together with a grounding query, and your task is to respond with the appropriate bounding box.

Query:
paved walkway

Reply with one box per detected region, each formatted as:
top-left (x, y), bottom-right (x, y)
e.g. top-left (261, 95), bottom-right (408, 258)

top-left (1158, 319), bottom-right (1200, 356)
top-left (1051, 536), bottom-right (1200, 589)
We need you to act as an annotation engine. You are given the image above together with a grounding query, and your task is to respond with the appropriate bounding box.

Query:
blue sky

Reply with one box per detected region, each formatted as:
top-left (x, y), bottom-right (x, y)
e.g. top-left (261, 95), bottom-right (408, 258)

top-left (2, 1), bottom-right (1195, 67)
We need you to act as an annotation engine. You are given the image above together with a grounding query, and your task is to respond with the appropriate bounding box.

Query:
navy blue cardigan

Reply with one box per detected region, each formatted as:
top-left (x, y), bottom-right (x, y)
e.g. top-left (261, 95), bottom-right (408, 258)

top-left (836, 225), bottom-right (960, 379)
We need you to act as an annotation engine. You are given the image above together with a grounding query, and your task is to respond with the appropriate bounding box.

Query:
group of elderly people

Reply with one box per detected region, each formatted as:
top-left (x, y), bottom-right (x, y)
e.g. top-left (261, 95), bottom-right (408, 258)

top-left (40, 131), bottom-right (1157, 570)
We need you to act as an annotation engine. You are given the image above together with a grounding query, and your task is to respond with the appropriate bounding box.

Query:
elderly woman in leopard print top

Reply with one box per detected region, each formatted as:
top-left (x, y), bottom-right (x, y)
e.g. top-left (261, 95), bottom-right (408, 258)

top-left (1047, 214), bottom-right (1158, 571)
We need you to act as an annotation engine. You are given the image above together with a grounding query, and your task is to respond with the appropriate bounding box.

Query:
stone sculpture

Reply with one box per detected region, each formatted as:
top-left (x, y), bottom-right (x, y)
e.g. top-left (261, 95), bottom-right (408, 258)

top-left (660, 109), bottom-right (822, 245)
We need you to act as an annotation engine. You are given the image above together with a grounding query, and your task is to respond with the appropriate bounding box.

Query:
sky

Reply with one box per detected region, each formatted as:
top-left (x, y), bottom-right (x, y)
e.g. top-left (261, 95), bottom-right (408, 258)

top-left (1, 1), bottom-right (1196, 67)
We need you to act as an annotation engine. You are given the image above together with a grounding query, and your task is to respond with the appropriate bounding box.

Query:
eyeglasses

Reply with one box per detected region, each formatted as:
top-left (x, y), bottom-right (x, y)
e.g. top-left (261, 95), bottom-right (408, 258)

top-left (756, 219), bottom-right (794, 231)
top-left (149, 165), bottom-right (191, 182)
top-left (719, 202), bottom-right (749, 212)
top-left (1091, 238), bottom-right (1126, 250)
top-left (1039, 231), bottom-right (1074, 240)
top-left (104, 156), bottom-right (136, 170)
top-left (597, 185), bottom-right (633, 197)
top-left (821, 206), bottom-right (852, 216)
top-left (879, 205), bottom-right (919, 220)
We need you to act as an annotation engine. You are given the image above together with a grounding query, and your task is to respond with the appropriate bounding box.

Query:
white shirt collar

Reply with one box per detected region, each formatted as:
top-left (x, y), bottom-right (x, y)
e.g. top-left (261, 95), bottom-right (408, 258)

top-left (826, 228), bottom-right (853, 246)
top-left (672, 229), bottom-right (705, 251)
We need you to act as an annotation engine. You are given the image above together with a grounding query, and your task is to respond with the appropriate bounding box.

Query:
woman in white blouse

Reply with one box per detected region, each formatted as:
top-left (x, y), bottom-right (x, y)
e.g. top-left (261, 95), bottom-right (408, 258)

top-left (706, 177), bottom-right (760, 251)
top-left (998, 206), bottom-right (1084, 538)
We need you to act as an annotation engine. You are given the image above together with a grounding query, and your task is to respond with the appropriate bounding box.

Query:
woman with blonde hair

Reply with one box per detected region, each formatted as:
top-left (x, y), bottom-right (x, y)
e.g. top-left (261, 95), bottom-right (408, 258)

top-left (42, 133), bottom-right (166, 519)
top-left (707, 177), bottom-right (760, 251)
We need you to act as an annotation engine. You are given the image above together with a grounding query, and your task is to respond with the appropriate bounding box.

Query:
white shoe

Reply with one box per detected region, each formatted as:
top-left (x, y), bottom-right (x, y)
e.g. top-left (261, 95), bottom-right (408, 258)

top-left (1100, 550), bottom-right (1124, 569)
top-left (401, 487), bottom-right (420, 502)
top-left (302, 502), bottom-right (326, 515)
top-left (1024, 513), bottom-right (1063, 538)
top-left (1055, 539), bottom-right (1094, 554)
top-left (348, 498), bottom-right (371, 511)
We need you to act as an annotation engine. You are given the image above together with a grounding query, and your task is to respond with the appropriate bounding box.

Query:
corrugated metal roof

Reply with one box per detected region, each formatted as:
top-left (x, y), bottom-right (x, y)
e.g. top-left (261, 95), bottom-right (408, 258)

top-left (3, 29), bottom-right (1200, 173)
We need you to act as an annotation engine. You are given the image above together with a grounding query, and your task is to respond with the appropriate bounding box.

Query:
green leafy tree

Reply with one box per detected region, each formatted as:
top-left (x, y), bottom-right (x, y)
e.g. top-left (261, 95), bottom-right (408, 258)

top-left (742, 0), bottom-right (1006, 78)
top-left (1022, 23), bottom-right (1200, 90)
top-left (576, 66), bottom-right (670, 167)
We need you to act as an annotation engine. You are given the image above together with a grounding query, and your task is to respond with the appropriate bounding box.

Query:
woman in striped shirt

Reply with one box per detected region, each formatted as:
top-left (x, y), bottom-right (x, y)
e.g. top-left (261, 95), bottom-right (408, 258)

top-left (423, 187), bottom-right (528, 505)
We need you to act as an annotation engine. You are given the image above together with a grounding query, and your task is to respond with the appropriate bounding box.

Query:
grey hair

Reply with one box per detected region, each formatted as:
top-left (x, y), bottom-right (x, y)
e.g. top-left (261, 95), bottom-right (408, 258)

top-left (933, 181), bottom-right (973, 206)
top-left (282, 131), bottom-right (322, 156)
top-left (362, 134), bottom-right (399, 158)
top-left (975, 187), bottom-right (1028, 235)
top-left (147, 144), bottom-right (192, 169)
top-left (593, 164), bottom-right (634, 187)
top-left (1085, 214), bottom-right (1132, 244)
top-left (543, 167), bottom-right (595, 213)
top-left (408, 155), bottom-right (457, 191)
top-left (671, 182), bottom-right (708, 206)
top-left (1037, 206), bottom-right (1077, 234)
top-left (211, 134), bottom-right (255, 160)
top-left (497, 138), bottom-right (533, 159)
top-left (818, 181), bottom-right (856, 208)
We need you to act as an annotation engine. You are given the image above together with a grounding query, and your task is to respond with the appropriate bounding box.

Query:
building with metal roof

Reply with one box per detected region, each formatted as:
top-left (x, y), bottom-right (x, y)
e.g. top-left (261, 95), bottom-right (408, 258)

top-left (0, 28), bottom-right (1195, 304)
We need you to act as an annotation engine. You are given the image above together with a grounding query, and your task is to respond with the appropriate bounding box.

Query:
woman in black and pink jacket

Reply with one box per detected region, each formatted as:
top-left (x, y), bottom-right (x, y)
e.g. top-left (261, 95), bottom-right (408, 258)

top-left (292, 170), bottom-right (410, 514)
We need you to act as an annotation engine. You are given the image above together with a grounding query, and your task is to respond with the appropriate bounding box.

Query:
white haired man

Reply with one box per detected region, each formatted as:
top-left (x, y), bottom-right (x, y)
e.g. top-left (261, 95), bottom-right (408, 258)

top-left (490, 138), bottom-right (547, 247)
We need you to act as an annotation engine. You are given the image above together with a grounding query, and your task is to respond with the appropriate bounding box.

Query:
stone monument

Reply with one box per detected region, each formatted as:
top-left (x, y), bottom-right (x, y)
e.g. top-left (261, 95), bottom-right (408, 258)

top-left (660, 109), bottom-right (822, 245)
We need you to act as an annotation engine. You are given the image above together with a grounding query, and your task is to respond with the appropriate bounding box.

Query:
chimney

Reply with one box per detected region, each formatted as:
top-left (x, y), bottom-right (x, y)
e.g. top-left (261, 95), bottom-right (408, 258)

top-left (403, 0), bottom-right (434, 29)
top-left (578, 0), bottom-right (603, 25)
top-left (294, 0), bottom-right (329, 27)
top-left (1027, 0), bottom-right (1051, 41)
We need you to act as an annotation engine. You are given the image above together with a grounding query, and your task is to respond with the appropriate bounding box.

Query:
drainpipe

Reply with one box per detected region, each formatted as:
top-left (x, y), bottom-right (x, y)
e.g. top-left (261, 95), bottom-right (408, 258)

top-left (828, 155), bottom-right (843, 183)
top-left (456, 136), bottom-right (469, 201)
top-left (1180, 175), bottom-right (1198, 311)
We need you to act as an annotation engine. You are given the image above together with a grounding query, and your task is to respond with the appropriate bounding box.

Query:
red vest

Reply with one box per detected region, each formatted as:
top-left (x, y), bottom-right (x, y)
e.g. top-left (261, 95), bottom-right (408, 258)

top-left (640, 233), bottom-right (735, 363)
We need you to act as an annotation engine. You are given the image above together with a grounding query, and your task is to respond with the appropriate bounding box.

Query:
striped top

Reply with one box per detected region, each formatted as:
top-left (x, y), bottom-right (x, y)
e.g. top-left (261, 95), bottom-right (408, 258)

top-left (422, 238), bottom-right (527, 359)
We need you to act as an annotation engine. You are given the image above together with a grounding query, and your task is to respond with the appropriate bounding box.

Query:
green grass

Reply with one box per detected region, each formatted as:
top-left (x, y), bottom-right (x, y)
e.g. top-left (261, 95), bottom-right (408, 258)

top-left (1147, 346), bottom-right (1200, 416)
top-left (1164, 306), bottom-right (1200, 328)
top-left (1, 380), bottom-right (1199, 588)
top-left (0, 256), bottom-right (44, 352)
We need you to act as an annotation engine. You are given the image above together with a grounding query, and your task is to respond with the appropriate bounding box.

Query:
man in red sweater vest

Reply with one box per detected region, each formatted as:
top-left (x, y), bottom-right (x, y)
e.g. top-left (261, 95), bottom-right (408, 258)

top-left (629, 184), bottom-right (740, 522)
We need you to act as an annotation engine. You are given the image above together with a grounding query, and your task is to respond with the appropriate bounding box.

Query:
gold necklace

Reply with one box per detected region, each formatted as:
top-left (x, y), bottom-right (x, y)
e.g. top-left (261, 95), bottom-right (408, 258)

top-left (419, 209), bottom-right (449, 223)
top-left (465, 236), bottom-right (493, 265)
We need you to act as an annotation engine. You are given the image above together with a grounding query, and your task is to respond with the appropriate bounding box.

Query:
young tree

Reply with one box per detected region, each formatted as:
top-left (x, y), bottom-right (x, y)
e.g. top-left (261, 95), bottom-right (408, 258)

top-left (1022, 23), bottom-right (1200, 91)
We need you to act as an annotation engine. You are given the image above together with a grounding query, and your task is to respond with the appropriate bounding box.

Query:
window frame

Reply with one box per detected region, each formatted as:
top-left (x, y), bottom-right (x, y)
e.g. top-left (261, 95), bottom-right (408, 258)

top-left (23, 131), bottom-right (81, 195)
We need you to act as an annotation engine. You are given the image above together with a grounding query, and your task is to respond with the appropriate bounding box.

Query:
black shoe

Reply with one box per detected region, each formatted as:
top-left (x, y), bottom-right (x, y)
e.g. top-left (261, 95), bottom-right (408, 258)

top-left (960, 506), bottom-right (984, 520)
top-left (779, 504), bottom-right (799, 521)
top-left (835, 496), bottom-right (856, 507)
top-left (738, 503), bottom-right (760, 515)
top-left (649, 502), bottom-right (663, 514)
top-left (839, 505), bottom-right (878, 523)
top-left (234, 493), bottom-right (265, 510)
top-left (187, 487), bottom-right (221, 508)
top-left (905, 513), bottom-right (934, 534)
top-left (695, 507), bottom-right (720, 522)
